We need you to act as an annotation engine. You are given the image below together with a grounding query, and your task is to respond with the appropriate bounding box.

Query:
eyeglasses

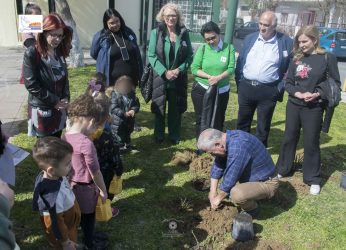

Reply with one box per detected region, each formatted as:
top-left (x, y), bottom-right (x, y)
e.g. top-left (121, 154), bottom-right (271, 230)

top-left (164, 14), bottom-right (177, 19)
top-left (205, 35), bottom-right (217, 42)
top-left (48, 33), bottom-right (65, 40)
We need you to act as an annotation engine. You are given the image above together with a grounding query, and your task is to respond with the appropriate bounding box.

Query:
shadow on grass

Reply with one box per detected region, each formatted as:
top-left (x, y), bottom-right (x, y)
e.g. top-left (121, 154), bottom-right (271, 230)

top-left (258, 181), bottom-right (297, 220)
top-left (320, 144), bottom-right (346, 187)
top-left (103, 185), bottom-right (209, 249)
top-left (135, 110), bottom-right (197, 142)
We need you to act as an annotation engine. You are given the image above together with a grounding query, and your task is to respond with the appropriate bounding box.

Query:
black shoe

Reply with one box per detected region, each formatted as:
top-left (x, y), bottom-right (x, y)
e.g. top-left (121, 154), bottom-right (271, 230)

top-left (154, 138), bottom-right (164, 144)
top-left (134, 124), bottom-right (142, 132)
top-left (195, 149), bottom-right (204, 155)
top-left (170, 139), bottom-right (180, 145)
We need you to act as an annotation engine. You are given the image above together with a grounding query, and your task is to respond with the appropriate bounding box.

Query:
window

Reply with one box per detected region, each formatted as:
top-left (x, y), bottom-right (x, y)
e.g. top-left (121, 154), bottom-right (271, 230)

top-left (281, 13), bottom-right (288, 24)
top-left (336, 32), bottom-right (346, 41)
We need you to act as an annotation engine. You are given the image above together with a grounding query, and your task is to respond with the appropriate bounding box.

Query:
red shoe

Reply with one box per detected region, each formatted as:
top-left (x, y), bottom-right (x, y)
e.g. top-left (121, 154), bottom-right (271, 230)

top-left (111, 207), bottom-right (120, 217)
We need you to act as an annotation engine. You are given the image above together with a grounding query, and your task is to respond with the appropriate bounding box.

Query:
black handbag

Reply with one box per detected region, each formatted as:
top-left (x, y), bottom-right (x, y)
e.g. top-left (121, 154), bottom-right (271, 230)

top-left (140, 64), bottom-right (153, 103)
top-left (324, 53), bottom-right (341, 108)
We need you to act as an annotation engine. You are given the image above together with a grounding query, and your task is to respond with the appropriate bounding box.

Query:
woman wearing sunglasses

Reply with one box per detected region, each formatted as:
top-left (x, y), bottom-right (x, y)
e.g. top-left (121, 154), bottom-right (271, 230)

top-left (23, 13), bottom-right (72, 138)
top-left (191, 21), bottom-right (235, 150)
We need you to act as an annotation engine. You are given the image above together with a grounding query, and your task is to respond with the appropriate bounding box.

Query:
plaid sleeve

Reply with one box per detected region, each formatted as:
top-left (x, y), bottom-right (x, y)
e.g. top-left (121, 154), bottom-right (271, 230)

top-left (210, 156), bottom-right (227, 179)
top-left (219, 147), bottom-right (250, 193)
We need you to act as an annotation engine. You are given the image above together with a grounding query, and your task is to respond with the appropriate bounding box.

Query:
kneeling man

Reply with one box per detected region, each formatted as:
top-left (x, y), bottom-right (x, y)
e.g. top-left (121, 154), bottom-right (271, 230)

top-left (197, 129), bottom-right (278, 216)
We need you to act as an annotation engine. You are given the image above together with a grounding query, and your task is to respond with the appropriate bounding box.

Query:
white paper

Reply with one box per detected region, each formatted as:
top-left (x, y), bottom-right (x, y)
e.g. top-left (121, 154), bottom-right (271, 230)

top-left (0, 145), bottom-right (15, 186)
top-left (18, 15), bottom-right (43, 33)
top-left (6, 144), bottom-right (30, 167)
top-left (0, 144), bottom-right (29, 186)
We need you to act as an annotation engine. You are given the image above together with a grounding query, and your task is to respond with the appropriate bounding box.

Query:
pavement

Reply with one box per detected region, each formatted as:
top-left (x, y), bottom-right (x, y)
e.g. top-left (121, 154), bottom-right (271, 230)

top-left (0, 47), bottom-right (95, 137)
top-left (0, 46), bottom-right (345, 138)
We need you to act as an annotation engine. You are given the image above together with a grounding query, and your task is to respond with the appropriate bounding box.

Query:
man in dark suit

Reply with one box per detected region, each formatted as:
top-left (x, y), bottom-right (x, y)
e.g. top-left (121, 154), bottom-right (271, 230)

top-left (235, 11), bottom-right (293, 147)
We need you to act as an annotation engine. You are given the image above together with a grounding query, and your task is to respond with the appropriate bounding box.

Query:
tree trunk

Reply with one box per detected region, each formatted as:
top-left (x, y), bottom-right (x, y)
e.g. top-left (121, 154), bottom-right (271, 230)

top-left (55, 0), bottom-right (84, 68)
top-left (328, 1), bottom-right (336, 27)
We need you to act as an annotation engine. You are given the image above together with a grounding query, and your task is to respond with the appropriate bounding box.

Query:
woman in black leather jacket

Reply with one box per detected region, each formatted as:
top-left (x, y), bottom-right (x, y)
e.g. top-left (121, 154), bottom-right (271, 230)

top-left (23, 13), bottom-right (72, 137)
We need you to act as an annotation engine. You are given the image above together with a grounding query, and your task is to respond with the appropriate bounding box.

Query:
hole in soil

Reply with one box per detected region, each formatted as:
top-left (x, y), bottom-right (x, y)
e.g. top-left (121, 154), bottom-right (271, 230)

top-left (192, 178), bottom-right (210, 192)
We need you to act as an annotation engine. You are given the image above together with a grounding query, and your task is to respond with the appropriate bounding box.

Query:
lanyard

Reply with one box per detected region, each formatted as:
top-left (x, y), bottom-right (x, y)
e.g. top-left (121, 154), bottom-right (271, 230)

top-left (111, 32), bottom-right (126, 48)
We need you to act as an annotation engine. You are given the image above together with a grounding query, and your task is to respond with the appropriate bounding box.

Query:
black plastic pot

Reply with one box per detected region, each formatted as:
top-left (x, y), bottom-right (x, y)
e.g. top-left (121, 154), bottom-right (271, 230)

top-left (231, 211), bottom-right (254, 242)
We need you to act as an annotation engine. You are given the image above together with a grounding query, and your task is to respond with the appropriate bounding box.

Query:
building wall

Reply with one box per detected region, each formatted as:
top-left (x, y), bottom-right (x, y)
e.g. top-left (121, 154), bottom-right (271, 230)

top-left (0, 0), bottom-right (21, 46)
top-left (67, 0), bottom-right (108, 48)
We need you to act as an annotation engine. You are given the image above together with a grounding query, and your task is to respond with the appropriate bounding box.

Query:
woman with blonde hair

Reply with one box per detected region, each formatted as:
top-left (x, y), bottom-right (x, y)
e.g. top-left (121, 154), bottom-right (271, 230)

top-left (276, 25), bottom-right (341, 195)
top-left (148, 3), bottom-right (193, 144)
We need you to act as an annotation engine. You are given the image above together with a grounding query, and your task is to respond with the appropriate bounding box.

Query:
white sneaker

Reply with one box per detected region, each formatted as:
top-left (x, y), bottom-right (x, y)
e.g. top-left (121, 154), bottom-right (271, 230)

top-left (310, 184), bottom-right (321, 195)
top-left (277, 174), bottom-right (283, 179)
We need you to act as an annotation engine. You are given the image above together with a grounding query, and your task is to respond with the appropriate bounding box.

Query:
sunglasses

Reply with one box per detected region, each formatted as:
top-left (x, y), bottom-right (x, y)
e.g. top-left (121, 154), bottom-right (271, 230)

top-left (205, 35), bottom-right (217, 42)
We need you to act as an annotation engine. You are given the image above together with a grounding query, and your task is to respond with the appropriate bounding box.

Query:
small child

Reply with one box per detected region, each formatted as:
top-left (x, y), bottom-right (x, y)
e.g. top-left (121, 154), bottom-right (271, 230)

top-left (91, 95), bottom-right (123, 216)
top-left (32, 137), bottom-right (80, 250)
top-left (63, 94), bottom-right (107, 250)
top-left (106, 75), bottom-right (140, 150)
top-left (66, 73), bottom-right (106, 131)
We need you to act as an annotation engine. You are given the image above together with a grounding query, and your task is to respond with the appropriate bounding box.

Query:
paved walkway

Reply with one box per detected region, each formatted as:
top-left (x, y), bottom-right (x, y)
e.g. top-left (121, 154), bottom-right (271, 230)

top-left (0, 46), bottom-right (345, 138)
top-left (0, 47), bottom-right (95, 137)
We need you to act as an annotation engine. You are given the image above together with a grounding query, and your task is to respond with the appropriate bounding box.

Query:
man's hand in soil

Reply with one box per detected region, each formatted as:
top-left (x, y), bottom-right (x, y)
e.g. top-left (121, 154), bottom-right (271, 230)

top-left (209, 190), bottom-right (229, 210)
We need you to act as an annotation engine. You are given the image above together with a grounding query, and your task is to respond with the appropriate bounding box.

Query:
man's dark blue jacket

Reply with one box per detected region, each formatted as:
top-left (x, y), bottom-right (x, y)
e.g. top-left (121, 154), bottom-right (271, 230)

top-left (235, 31), bottom-right (293, 98)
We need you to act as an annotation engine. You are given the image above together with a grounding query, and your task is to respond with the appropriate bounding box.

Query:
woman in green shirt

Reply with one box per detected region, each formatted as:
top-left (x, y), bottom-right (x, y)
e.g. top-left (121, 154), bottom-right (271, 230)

top-left (148, 3), bottom-right (193, 144)
top-left (191, 21), bottom-right (235, 143)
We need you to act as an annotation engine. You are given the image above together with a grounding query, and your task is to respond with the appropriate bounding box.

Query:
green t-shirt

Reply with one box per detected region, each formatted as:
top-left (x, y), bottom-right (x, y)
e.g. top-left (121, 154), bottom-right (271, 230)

top-left (191, 42), bottom-right (235, 88)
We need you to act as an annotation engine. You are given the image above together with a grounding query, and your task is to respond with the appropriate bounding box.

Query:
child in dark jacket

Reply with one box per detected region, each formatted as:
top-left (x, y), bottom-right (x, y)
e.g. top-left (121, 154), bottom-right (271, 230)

top-left (90, 93), bottom-right (123, 217)
top-left (106, 75), bottom-right (140, 150)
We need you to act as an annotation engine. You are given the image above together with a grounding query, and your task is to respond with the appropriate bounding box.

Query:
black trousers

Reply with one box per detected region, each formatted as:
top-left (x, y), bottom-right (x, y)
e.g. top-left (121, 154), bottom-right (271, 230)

top-left (237, 79), bottom-right (278, 147)
top-left (191, 82), bottom-right (229, 140)
top-left (80, 212), bottom-right (95, 248)
top-left (100, 168), bottom-right (115, 201)
top-left (276, 100), bottom-right (323, 185)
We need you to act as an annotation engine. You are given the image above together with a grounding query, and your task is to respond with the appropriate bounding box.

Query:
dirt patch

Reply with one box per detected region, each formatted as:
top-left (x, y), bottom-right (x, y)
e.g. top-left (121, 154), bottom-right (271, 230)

top-left (170, 151), bottom-right (214, 178)
top-left (174, 199), bottom-right (238, 243)
top-left (171, 150), bottom-right (197, 167)
top-left (226, 239), bottom-right (290, 250)
top-left (189, 155), bottom-right (214, 178)
top-left (192, 178), bottom-right (211, 192)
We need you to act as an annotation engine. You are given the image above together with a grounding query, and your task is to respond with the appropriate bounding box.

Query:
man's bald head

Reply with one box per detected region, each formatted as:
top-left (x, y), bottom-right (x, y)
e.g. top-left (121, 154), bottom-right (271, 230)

top-left (259, 11), bottom-right (277, 40)
top-left (197, 128), bottom-right (223, 151)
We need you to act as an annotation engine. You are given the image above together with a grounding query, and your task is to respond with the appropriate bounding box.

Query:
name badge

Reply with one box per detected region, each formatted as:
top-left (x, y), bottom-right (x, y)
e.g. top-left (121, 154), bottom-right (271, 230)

top-left (182, 41), bottom-right (187, 47)
top-left (220, 56), bottom-right (227, 63)
top-left (38, 109), bottom-right (52, 118)
top-left (283, 50), bottom-right (288, 57)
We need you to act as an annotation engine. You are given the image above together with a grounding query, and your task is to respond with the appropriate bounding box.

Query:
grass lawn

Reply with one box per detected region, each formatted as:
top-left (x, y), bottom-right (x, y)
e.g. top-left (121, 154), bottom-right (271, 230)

top-left (10, 65), bottom-right (346, 250)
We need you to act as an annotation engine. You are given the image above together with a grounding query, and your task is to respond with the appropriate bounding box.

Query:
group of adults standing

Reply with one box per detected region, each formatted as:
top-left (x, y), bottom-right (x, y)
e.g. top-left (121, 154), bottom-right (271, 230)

top-left (22, 2), bottom-right (340, 201)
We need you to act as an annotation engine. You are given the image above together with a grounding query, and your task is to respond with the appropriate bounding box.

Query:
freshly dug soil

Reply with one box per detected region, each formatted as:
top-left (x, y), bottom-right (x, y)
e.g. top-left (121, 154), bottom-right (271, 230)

top-left (170, 151), bottom-right (214, 178)
top-left (178, 200), bottom-right (238, 241)
top-left (171, 150), bottom-right (197, 167)
top-left (189, 155), bottom-right (214, 178)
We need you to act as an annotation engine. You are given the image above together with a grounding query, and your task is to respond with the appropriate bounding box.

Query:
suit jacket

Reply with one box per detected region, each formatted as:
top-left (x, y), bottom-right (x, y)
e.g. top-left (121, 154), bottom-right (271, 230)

top-left (235, 31), bottom-right (293, 97)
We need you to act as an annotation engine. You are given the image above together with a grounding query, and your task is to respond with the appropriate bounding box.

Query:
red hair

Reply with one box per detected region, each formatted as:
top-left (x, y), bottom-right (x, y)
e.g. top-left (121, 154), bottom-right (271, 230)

top-left (36, 13), bottom-right (72, 58)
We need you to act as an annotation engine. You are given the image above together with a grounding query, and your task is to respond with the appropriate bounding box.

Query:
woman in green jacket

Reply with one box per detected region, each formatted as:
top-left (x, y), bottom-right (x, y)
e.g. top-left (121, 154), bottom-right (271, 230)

top-left (191, 21), bottom-right (235, 143)
top-left (148, 3), bottom-right (193, 144)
